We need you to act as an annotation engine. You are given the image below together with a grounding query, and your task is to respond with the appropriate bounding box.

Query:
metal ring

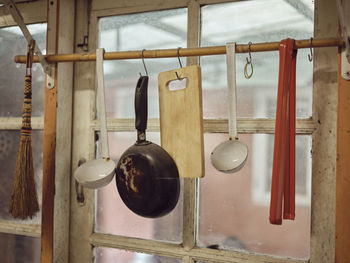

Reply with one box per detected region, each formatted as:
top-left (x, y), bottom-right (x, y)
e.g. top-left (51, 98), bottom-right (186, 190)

top-left (244, 61), bottom-right (253, 79)
top-left (244, 42), bottom-right (253, 79)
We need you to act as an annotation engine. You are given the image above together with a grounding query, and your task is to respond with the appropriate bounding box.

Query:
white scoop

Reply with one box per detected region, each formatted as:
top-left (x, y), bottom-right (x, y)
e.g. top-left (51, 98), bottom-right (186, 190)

top-left (74, 48), bottom-right (116, 188)
top-left (210, 42), bottom-right (248, 173)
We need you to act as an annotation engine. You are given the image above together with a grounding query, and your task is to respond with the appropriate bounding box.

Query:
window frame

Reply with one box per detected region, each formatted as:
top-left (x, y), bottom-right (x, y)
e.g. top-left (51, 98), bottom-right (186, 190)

top-left (69, 0), bottom-right (337, 263)
top-left (0, 0), bottom-right (336, 262)
top-left (0, 0), bottom-right (46, 239)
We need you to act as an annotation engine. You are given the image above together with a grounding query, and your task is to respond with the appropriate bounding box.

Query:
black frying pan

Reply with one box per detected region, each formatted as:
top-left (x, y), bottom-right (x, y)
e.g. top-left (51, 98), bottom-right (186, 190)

top-left (115, 76), bottom-right (180, 218)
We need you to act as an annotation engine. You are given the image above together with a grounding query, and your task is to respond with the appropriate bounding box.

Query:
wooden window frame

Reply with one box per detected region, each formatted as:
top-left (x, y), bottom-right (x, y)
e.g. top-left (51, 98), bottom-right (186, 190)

top-left (0, 0), bottom-right (338, 262)
top-left (0, 0), bottom-right (46, 239)
top-left (69, 0), bottom-right (337, 263)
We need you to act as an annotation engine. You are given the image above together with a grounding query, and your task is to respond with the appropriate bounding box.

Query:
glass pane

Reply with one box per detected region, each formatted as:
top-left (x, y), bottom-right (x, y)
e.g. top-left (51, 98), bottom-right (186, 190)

top-left (99, 8), bottom-right (187, 118)
top-left (0, 233), bottom-right (40, 262)
top-left (0, 24), bottom-right (46, 117)
top-left (96, 132), bottom-right (183, 243)
top-left (0, 130), bottom-right (43, 222)
top-left (201, 0), bottom-right (313, 118)
top-left (198, 134), bottom-right (311, 259)
top-left (95, 247), bottom-right (181, 263)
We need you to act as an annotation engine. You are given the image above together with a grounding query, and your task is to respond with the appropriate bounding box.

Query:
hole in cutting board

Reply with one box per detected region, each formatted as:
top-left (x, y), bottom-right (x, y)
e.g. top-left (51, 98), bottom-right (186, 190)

top-left (168, 77), bottom-right (187, 91)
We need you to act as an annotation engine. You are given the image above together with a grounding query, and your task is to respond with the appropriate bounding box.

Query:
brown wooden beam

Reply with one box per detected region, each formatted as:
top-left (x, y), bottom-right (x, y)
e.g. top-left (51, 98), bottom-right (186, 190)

top-left (336, 46), bottom-right (350, 263)
top-left (41, 71), bottom-right (57, 263)
top-left (41, 0), bottom-right (59, 262)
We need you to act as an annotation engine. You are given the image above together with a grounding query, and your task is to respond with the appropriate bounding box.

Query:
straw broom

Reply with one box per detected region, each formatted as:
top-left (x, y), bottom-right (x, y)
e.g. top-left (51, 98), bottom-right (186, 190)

top-left (9, 40), bottom-right (39, 219)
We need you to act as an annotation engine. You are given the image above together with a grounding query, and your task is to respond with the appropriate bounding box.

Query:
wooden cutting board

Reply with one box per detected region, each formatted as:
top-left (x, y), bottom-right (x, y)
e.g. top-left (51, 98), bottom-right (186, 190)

top-left (158, 65), bottom-right (204, 178)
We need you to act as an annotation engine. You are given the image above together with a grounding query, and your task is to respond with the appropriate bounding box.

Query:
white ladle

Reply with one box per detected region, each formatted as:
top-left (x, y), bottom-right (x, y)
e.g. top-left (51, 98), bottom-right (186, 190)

top-left (210, 42), bottom-right (248, 173)
top-left (74, 48), bottom-right (116, 188)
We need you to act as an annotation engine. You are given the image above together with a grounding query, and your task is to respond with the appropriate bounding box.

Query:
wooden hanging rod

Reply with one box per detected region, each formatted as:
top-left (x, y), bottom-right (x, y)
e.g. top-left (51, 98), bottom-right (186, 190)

top-left (14, 37), bottom-right (343, 64)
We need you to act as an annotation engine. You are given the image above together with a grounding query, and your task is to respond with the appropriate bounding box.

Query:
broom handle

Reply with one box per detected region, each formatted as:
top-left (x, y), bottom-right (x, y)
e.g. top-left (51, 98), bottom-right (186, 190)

top-left (21, 40), bottom-right (35, 136)
top-left (26, 40), bottom-right (34, 75)
top-left (96, 48), bottom-right (109, 159)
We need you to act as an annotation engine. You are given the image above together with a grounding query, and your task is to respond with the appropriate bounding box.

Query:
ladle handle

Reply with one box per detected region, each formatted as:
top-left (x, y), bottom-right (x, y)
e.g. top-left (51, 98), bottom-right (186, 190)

top-left (96, 48), bottom-right (109, 158)
top-left (135, 76), bottom-right (149, 136)
top-left (226, 42), bottom-right (238, 139)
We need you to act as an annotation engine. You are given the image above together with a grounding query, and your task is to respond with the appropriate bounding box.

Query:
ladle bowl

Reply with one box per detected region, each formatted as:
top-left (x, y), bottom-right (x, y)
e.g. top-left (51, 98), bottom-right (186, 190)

top-left (74, 158), bottom-right (116, 189)
top-left (210, 139), bottom-right (248, 173)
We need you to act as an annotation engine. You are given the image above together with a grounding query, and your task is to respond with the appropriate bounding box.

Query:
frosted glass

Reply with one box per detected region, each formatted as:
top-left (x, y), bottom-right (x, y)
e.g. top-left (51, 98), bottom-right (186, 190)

top-left (95, 247), bottom-right (181, 263)
top-left (99, 9), bottom-right (187, 119)
top-left (0, 24), bottom-right (46, 117)
top-left (201, 0), bottom-right (313, 118)
top-left (199, 134), bottom-right (311, 259)
top-left (0, 130), bottom-right (43, 223)
top-left (0, 233), bottom-right (40, 262)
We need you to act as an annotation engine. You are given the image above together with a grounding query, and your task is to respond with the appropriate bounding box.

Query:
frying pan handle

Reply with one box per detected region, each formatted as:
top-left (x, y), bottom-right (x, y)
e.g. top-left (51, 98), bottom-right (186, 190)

top-left (135, 76), bottom-right (149, 134)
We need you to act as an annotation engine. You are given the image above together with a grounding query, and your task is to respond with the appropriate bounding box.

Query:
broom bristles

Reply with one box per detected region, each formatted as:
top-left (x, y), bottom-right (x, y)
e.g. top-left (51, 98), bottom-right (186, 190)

top-left (9, 136), bottom-right (39, 219)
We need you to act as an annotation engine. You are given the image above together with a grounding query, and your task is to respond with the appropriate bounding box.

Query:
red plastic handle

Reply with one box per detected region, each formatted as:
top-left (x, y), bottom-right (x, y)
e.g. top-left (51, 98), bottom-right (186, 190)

top-left (270, 38), bottom-right (296, 225)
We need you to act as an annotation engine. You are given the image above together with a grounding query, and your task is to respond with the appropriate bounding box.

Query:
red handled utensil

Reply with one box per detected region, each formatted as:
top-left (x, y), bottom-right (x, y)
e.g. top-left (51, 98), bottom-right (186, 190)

top-left (270, 38), bottom-right (296, 225)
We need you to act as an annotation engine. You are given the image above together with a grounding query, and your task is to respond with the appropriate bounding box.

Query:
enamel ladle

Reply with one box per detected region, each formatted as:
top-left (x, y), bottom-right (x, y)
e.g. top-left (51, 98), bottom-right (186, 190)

top-left (210, 42), bottom-right (248, 173)
top-left (74, 48), bottom-right (116, 188)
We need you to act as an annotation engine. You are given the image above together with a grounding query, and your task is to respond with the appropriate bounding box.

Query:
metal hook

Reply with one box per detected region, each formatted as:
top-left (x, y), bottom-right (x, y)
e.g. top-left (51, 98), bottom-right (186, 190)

top-left (244, 42), bottom-right (253, 79)
top-left (308, 37), bottom-right (313, 62)
top-left (177, 47), bottom-right (183, 68)
top-left (75, 159), bottom-right (86, 205)
top-left (174, 47), bottom-right (184, 80)
top-left (140, 49), bottom-right (149, 76)
top-left (246, 42), bottom-right (252, 64)
top-left (175, 71), bottom-right (183, 80)
top-left (29, 39), bottom-right (35, 51)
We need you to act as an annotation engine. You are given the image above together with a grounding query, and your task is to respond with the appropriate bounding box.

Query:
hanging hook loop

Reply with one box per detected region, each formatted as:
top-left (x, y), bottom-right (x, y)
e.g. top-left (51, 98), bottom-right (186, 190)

top-left (177, 47), bottom-right (183, 68)
top-left (175, 47), bottom-right (184, 80)
top-left (175, 71), bottom-right (183, 80)
top-left (308, 37), bottom-right (313, 62)
top-left (26, 39), bottom-right (35, 76)
top-left (140, 49), bottom-right (149, 76)
top-left (244, 42), bottom-right (253, 79)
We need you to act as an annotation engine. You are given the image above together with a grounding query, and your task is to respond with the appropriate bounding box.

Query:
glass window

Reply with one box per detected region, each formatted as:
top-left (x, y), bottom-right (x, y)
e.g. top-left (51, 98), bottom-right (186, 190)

top-left (0, 20), bottom-right (45, 263)
top-left (199, 0), bottom-right (313, 259)
top-left (201, 0), bottom-right (313, 118)
top-left (0, 130), bottom-right (43, 223)
top-left (198, 134), bottom-right (311, 259)
top-left (95, 247), bottom-right (181, 263)
top-left (91, 1), bottom-right (315, 261)
top-left (98, 8), bottom-right (187, 119)
top-left (0, 24), bottom-right (46, 117)
top-left (0, 233), bottom-right (40, 262)
top-left (96, 7), bottom-right (187, 243)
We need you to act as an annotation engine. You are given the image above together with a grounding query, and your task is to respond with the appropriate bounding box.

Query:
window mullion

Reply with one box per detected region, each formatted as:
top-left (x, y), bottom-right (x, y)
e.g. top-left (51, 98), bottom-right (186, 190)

top-left (183, 0), bottom-right (201, 252)
top-left (310, 0), bottom-right (338, 261)
top-left (69, 1), bottom-right (97, 263)
top-left (0, 219), bottom-right (40, 238)
top-left (0, 117), bottom-right (43, 130)
top-left (53, 0), bottom-right (75, 262)
top-left (91, 118), bottom-right (317, 134)
top-left (89, 232), bottom-right (307, 263)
